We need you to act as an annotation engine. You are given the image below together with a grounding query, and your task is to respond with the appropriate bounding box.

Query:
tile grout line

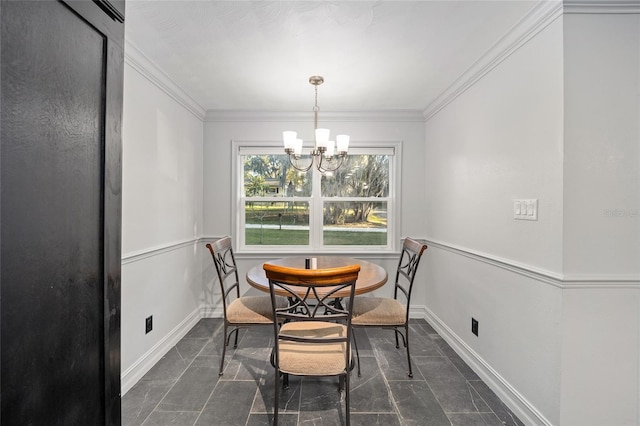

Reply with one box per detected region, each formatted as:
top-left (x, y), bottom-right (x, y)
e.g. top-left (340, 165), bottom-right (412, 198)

top-left (424, 317), bottom-right (509, 423)
top-left (407, 322), bottom-right (455, 426)
top-left (369, 328), bottom-right (412, 425)
top-left (193, 322), bottom-right (254, 425)
top-left (147, 320), bottom-right (226, 426)
top-left (418, 319), bottom-right (509, 424)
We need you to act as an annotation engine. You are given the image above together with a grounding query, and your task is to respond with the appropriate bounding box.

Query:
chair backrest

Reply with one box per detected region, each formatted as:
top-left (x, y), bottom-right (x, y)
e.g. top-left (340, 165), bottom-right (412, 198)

top-left (263, 262), bottom-right (361, 367)
top-left (205, 236), bottom-right (240, 317)
top-left (394, 237), bottom-right (428, 311)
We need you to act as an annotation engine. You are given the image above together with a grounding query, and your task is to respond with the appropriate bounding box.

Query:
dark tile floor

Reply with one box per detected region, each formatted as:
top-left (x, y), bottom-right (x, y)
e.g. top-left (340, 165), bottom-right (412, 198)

top-left (122, 318), bottom-right (523, 426)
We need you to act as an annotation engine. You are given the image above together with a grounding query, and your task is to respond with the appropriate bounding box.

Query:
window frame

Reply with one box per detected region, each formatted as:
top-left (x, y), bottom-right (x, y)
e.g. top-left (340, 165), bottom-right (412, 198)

top-left (232, 140), bottom-right (401, 254)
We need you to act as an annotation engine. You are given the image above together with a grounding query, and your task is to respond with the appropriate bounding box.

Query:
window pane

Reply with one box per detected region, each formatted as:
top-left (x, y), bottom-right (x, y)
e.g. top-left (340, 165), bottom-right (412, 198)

top-left (245, 201), bottom-right (309, 245)
top-left (242, 154), bottom-right (312, 197)
top-left (323, 201), bottom-right (387, 245)
top-left (321, 155), bottom-right (389, 197)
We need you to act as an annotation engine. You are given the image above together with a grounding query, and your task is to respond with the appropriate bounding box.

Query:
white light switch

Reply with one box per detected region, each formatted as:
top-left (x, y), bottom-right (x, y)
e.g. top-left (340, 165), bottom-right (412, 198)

top-left (513, 199), bottom-right (538, 221)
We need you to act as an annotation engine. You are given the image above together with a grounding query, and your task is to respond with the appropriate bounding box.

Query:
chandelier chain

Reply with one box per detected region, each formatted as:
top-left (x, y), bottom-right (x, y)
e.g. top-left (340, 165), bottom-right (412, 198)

top-left (313, 84), bottom-right (319, 129)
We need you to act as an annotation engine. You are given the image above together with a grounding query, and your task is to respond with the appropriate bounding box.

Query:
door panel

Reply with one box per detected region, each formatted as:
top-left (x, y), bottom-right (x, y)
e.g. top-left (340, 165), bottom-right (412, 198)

top-left (1, 1), bottom-right (123, 424)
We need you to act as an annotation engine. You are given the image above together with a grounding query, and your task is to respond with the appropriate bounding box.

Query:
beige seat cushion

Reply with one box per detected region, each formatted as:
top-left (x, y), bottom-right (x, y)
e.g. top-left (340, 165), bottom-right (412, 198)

top-left (351, 297), bottom-right (406, 326)
top-left (227, 295), bottom-right (287, 324)
top-left (278, 321), bottom-right (349, 376)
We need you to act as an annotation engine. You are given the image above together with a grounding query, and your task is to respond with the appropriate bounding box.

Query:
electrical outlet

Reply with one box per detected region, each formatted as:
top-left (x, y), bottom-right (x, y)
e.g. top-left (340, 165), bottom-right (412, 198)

top-left (471, 318), bottom-right (479, 336)
top-left (145, 316), bottom-right (153, 334)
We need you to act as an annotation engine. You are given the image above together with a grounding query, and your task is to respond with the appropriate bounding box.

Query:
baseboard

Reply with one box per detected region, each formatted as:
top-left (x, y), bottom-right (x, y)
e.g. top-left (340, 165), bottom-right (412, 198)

top-left (413, 305), bottom-right (553, 426)
top-left (121, 307), bottom-right (203, 395)
top-left (409, 305), bottom-right (429, 320)
top-left (201, 305), bottom-right (224, 318)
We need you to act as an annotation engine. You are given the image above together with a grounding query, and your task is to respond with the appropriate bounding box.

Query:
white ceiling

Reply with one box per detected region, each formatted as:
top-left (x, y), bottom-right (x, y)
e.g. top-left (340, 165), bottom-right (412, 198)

top-left (125, 0), bottom-right (541, 112)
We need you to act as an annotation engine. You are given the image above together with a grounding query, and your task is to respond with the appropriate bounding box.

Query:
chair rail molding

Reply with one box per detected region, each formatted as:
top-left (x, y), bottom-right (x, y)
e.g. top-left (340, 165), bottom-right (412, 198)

top-left (122, 237), bottom-right (200, 264)
top-left (422, 238), bottom-right (640, 289)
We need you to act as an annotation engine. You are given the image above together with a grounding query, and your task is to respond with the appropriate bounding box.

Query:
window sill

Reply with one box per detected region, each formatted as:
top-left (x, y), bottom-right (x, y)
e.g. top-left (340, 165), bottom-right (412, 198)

top-left (235, 249), bottom-right (400, 261)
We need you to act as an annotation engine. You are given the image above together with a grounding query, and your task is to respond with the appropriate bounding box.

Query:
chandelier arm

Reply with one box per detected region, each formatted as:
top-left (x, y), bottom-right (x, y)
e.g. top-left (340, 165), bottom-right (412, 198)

top-left (317, 154), bottom-right (345, 173)
top-left (288, 154), bottom-right (314, 173)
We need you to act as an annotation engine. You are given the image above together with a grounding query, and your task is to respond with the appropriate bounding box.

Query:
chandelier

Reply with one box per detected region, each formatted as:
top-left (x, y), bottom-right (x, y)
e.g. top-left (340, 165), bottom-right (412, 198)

top-left (283, 76), bottom-right (349, 173)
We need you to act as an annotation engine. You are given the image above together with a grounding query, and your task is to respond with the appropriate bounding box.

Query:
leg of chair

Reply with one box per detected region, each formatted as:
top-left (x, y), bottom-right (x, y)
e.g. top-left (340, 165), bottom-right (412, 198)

top-left (219, 323), bottom-right (228, 376)
top-left (394, 328), bottom-right (400, 349)
top-left (404, 324), bottom-right (413, 378)
top-left (273, 368), bottom-right (280, 426)
top-left (394, 326), bottom-right (408, 348)
top-left (345, 372), bottom-right (350, 426)
top-left (233, 327), bottom-right (240, 349)
top-left (352, 331), bottom-right (362, 377)
top-left (283, 373), bottom-right (289, 389)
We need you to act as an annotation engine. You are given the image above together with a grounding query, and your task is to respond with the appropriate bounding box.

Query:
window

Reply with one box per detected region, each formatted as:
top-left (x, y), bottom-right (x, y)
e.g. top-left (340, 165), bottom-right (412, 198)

top-left (234, 141), bottom-right (399, 253)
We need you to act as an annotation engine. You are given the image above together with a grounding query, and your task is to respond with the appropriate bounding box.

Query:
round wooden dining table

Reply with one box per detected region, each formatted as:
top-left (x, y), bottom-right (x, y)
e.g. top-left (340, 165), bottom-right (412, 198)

top-left (246, 256), bottom-right (388, 298)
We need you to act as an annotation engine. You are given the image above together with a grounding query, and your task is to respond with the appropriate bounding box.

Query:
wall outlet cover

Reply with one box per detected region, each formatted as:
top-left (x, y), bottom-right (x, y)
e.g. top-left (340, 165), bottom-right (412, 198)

top-left (471, 318), bottom-right (479, 336)
top-left (145, 316), bottom-right (153, 334)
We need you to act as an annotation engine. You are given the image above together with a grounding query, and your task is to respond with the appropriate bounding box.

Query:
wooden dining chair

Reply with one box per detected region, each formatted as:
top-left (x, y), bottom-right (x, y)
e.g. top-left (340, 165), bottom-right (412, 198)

top-left (264, 262), bottom-right (361, 426)
top-left (351, 237), bottom-right (427, 378)
top-left (206, 236), bottom-right (287, 376)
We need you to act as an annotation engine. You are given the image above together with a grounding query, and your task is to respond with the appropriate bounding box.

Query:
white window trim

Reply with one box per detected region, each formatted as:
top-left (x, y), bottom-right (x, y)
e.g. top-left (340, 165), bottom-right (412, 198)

top-left (232, 139), bottom-right (401, 255)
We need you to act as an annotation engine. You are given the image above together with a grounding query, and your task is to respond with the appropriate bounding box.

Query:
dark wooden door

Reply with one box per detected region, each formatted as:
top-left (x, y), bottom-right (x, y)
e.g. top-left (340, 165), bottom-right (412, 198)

top-left (1, 1), bottom-right (124, 424)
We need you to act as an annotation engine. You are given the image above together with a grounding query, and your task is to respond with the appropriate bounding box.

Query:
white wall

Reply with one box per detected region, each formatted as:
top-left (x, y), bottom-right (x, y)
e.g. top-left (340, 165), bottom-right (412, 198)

top-left (425, 17), bottom-right (565, 425)
top-left (559, 12), bottom-right (640, 426)
top-left (424, 9), bottom-right (640, 426)
top-left (560, 287), bottom-right (639, 426)
top-left (120, 46), bottom-right (205, 393)
top-left (563, 13), bottom-right (640, 277)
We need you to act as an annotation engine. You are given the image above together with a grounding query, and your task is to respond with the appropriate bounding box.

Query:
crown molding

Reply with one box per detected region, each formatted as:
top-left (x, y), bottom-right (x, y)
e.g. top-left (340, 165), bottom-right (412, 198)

top-left (204, 109), bottom-right (425, 123)
top-left (563, 0), bottom-right (640, 13)
top-left (423, 0), bottom-right (640, 121)
top-left (124, 40), bottom-right (206, 121)
top-left (423, 0), bottom-right (563, 121)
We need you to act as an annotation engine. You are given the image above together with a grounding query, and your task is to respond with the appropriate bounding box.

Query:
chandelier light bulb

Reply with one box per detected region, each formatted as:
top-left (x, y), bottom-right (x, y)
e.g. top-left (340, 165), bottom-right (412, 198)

top-left (283, 131), bottom-right (297, 150)
top-left (324, 140), bottom-right (335, 158)
top-left (315, 128), bottom-right (330, 149)
top-left (336, 134), bottom-right (350, 153)
top-left (294, 139), bottom-right (303, 156)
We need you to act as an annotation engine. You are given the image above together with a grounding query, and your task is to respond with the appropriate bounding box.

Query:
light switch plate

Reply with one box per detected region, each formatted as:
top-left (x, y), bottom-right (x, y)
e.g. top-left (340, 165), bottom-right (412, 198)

top-left (514, 199), bottom-right (538, 221)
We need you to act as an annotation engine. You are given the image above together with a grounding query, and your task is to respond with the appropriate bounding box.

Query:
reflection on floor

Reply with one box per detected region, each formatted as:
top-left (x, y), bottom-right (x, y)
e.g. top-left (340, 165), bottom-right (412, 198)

top-left (123, 318), bottom-right (523, 426)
